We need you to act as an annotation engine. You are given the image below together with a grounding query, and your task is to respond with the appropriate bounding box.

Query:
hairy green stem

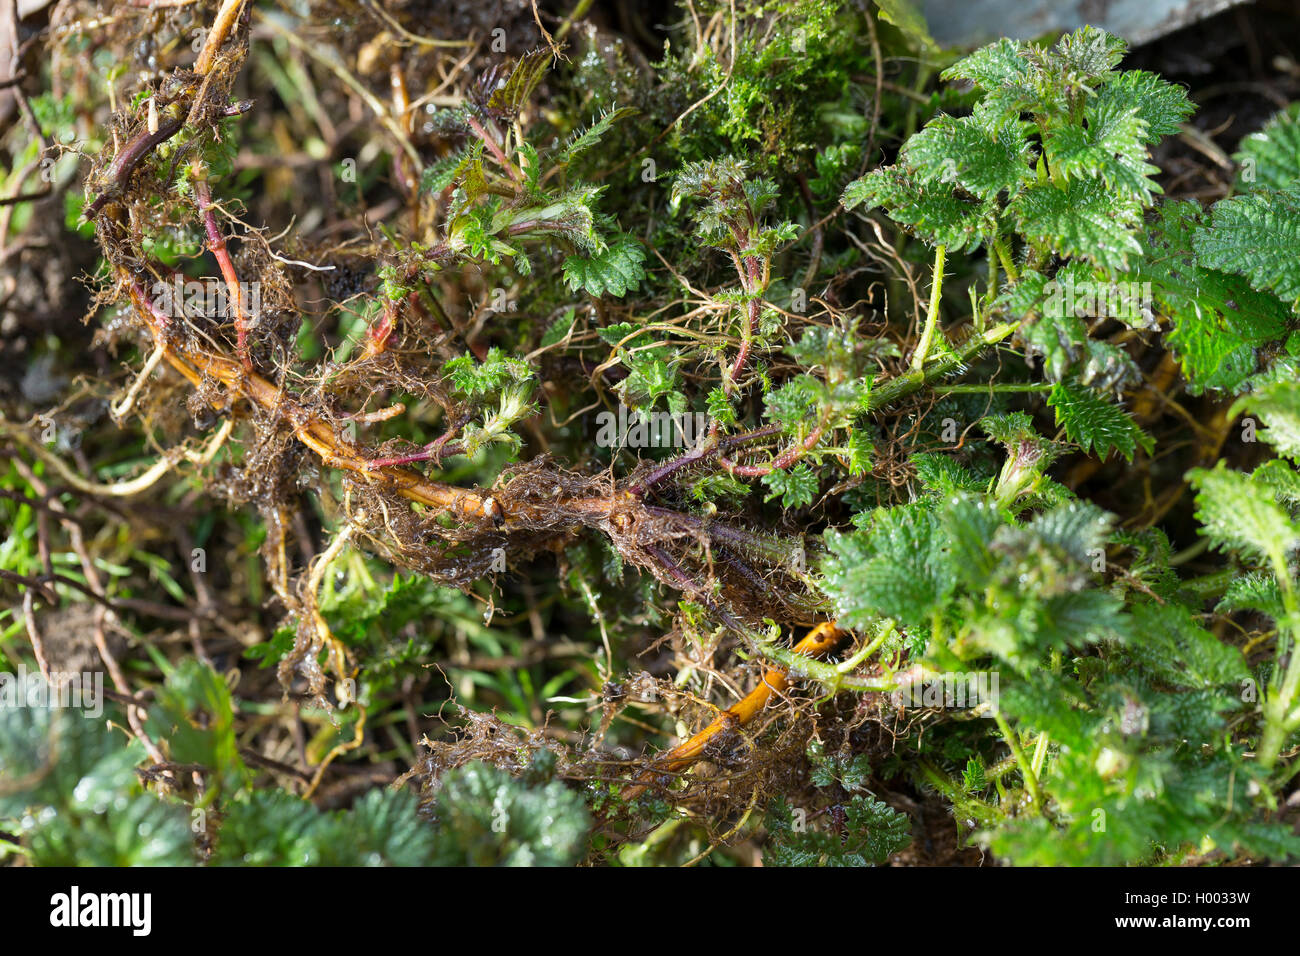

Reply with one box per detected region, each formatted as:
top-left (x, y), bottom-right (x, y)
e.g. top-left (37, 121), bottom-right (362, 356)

top-left (868, 320), bottom-right (1020, 412)
top-left (1258, 549), bottom-right (1300, 771)
top-left (751, 635), bottom-right (901, 695)
top-left (916, 759), bottom-right (1001, 829)
top-left (931, 383), bottom-right (1053, 394)
top-left (1030, 732), bottom-right (1050, 780)
top-left (993, 709), bottom-right (1045, 815)
top-left (835, 622), bottom-right (895, 673)
top-left (911, 244), bottom-right (946, 371)
top-left (992, 237), bottom-right (1019, 284)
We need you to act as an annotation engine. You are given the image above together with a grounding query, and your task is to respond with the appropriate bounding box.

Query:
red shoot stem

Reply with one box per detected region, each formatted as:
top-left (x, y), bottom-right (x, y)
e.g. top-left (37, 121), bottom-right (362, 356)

top-left (719, 418), bottom-right (827, 478)
top-left (465, 114), bottom-right (521, 182)
top-left (193, 177), bottom-right (253, 371)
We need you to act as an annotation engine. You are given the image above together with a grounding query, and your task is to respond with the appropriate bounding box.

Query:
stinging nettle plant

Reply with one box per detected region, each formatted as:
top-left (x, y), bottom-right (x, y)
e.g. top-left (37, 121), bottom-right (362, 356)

top-left (4, 1), bottom-right (1300, 868)
top-left (827, 24), bottom-right (1300, 863)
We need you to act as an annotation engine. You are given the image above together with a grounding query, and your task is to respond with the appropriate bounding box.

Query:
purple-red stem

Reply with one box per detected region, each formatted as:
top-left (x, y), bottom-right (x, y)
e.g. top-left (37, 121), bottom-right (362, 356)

top-left (365, 409), bottom-right (473, 470)
top-left (193, 178), bottom-right (253, 371)
top-left (628, 422), bottom-right (784, 496)
top-left (720, 419), bottom-right (827, 478)
top-left (465, 114), bottom-right (521, 182)
top-left (85, 117), bottom-right (184, 218)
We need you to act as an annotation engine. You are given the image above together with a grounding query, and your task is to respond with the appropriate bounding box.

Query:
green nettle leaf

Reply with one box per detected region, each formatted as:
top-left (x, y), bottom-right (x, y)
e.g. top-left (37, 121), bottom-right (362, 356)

top-left (421, 144), bottom-right (478, 195)
top-left (1047, 381), bottom-right (1153, 462)
top-left (632, 357), bottom-right (677, 404)
top-left (764, 795), bottom-right (911, 866)
top-left (900, 105), bottom-right (1034, 203)
top-left (1230, 381), bottom-right (1300, 459)
top-left (613, 341), bottom-right (684, 412)
top-left (1193, 184), bottom-right (1300, 304)
top-left (1027, 501), bottom-right (1113, 566)
top-left (211, 790), bottom-right (330, 865)
top-left (518, 141), bottom-right (541, 189)
top-left (539, 308), bottom-right (575, 348)
top-left (846, 429), bottom-right (874, 477)
top-left (786, 323), bottom-right (860, 372)
top-left (1234, 103), bottom-right (1300, 191)
top-left (810, 750), bottom-right (874, 791)
top-left (428, 761), bottom-right (590, 866)
top-left (1011, 179), bottom-right (1143, 270)
top-left (27, 791), bottom-right (195, 867)
top-left (941, 493), bottom-right (1004, 587)
top-left (0, 698), bottom-right (194, 866)
top-left (941, 27), bottom-right (1133, 123)
top-left (1032, 589), bottom-right (1127, 653)
top-left (460, 155), bottom-right (491, 202)
top-left (846, 25), bottom-right (1182, 278)
top-left (1127, 603), bottom-right (1250, 689)
top-left (764, 374), bottom-right (823, 427)
top-left (940, 37), bottom-right (1035, 116)
top-left (0, 699), bottom-right (138, 819)
top-left (1188, 462), bottom-right (1300, 564)
top-left (978, 410), bottom-right (1038, 447)
top-left (487, 49), bottom-right (552, 118)
top-left (962, 757), bottom-right (989, 792)
top-left (559, 107), bottom-right (636, 164)
top-left (761, 462), bottom-right (818, 508)
top-left (1017, 263), bottom-right (1144, 388)
top-left (1138, 201), bottom-right (1290, 393)
top-left (1095, 69), bottom-right (1195, 144)
top-left (145, 659), bottom-right (246, 794)
top-left (212, 788), bottom-right (438, 866)
top-left (706, 386), bottom-right (737, 426)
top-left (911, 452), bottom-right (985, 495)
top-left (1218, 572), bottom-right (1285, 621)
top-left (596, 321), bottom-right (642, 347)
top-left (563, 235), bottom-right (646, 298)
top-left (1051, 24), bottom-right (1127, 83)
top-left (973, 519), bottom-right (1127, 660)
top-left (1252, 458), bottom-right (1300, 505)
top-left (822, 505), bottom-right (954, 630)
top-left (1044, 97), bottom-right (1160, 203)
top-left (843, 166), bottom-right (997, 251)
top-left (445, 347), bottom-right (532, 397)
